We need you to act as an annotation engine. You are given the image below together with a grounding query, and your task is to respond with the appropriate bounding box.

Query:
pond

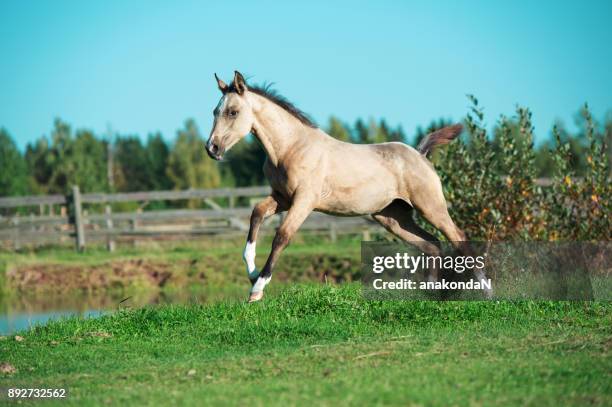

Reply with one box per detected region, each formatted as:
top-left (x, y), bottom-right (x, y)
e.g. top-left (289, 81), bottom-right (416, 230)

top-left (0, 285), bottom-right (252, 335)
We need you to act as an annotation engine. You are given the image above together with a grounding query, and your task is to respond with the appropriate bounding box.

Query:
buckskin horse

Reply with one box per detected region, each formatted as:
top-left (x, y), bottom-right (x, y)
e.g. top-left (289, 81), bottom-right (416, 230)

top-left (206, 71), bottom-right (490, 302)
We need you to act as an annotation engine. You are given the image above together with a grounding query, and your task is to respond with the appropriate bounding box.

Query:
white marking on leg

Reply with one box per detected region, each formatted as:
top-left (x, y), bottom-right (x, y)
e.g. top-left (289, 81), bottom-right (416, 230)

top-left (243, 241), bottom-right (258, 281)
top-left (251, 275), bottom-right (271, 294)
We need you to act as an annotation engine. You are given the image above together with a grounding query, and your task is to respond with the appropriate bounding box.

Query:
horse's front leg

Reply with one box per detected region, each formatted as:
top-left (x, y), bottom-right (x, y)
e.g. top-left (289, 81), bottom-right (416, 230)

top-left (244, 193), bottom-right (287, 283)
top-left (249, 191), bottom-right (314, 302)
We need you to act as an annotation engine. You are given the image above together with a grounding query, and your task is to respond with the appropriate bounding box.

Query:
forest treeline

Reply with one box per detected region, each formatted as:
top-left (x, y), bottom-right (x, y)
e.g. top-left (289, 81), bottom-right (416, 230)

top-left (0, 104), bottom-right (610, 198)
top-left (1, 99), bottom-right (609, 240)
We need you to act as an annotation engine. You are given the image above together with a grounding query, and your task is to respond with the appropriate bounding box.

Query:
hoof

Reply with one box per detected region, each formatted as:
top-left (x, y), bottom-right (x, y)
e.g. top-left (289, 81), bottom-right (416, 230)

top-left (248, 291), bottom-right (264, 303)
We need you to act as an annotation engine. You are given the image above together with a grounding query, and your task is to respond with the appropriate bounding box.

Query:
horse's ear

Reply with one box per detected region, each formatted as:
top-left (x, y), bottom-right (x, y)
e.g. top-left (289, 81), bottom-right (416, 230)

top-left (233, 71), bottom-right (247, 95)
top-left (215, 73), bottom-right (228, 94)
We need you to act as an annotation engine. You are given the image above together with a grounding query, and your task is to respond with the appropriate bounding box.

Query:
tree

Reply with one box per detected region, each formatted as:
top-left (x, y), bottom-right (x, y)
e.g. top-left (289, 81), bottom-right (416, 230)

top-left (0, 128), bottom-right (28, 196)
top-left (327, 116), bottom-right (351, 142)
top-left (45, 118), bottom-right (73, 193)
top-left (374, 119), bottom-right (390, 143)
top-left (25, 119), bottom-right (107, 194)
top-left (25, 137), bottom-right (52, 194)
top-left (114, 136), bottom-right (149, 192)
top-left (166, 119), bottom-right (221, 194)
top-left (354, 119), bottom-right (369, 143)
top-left (70, 129), bottom-right (108, 192)
top-left (388, 125), bottom-right (406, 142)
top-left (145, 133), bottom-right (171, 190)
top-left (348, 118), bottom-right (406, 144)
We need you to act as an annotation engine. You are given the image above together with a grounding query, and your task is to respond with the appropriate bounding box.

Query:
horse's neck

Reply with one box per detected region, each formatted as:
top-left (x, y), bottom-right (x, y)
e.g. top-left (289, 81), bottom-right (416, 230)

top-left (251, 96), bottom-right (306, 166)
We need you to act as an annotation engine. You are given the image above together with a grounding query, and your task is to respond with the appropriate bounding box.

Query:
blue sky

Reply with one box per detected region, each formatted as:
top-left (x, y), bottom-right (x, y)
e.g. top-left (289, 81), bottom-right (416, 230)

top-left (1, 0), bottom-right (611, 149)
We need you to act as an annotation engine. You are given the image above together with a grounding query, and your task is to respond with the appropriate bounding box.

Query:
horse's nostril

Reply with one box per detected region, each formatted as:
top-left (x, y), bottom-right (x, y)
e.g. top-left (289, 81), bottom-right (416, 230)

top-left (210, 144), bottom-right (219, 154)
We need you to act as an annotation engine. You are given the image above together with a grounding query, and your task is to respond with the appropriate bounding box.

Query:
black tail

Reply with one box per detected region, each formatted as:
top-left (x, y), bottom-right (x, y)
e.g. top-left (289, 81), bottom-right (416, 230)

top-left (416, 124), bottom-right (463, 156)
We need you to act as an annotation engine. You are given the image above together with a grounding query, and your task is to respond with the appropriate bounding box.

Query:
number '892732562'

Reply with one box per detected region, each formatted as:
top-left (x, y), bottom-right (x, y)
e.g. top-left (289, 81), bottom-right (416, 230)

top-left (4, 388), bottom-right (67, 398)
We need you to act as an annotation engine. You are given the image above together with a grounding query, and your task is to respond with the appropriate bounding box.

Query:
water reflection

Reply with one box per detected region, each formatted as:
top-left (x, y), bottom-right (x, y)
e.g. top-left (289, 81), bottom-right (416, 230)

top-left (0, 285), bottom-right (247, 335)
top-left (1, 310), bottom-right (106, 336)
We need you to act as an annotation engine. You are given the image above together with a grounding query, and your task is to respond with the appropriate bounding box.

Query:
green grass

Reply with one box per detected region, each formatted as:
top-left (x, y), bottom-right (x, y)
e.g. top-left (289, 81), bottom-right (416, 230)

top-left (1, 284), bottom-right (610, 406)
top-left (0, 235), bottom-right (361, 267)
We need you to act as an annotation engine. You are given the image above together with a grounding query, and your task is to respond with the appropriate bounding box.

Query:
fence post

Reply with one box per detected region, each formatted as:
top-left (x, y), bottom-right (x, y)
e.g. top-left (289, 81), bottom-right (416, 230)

top-left (329, 221), bottom-right (337, 243)
top-left (105, 204), bottom-right (115, 252)
top-left (71, 186), bottom-right (86, 252)
top-left (130, 208), bottom-right (142, 247)
top-left (13, 215), bottom-right (21, 251)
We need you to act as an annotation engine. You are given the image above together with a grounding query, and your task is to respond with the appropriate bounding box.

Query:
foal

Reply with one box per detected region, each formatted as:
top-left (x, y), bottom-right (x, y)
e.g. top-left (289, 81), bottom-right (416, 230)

top-left (206, 71), bottom-right (489, 302)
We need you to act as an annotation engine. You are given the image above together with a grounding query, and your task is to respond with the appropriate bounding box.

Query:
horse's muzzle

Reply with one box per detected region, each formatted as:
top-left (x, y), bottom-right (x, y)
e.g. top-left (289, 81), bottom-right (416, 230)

top-left (206, 144), bottom-right (223, 161)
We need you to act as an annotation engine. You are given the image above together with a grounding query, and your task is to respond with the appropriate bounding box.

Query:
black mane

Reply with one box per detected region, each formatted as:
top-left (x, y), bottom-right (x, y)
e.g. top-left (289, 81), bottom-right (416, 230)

top-left (227, 82), bottom-right (317, 128)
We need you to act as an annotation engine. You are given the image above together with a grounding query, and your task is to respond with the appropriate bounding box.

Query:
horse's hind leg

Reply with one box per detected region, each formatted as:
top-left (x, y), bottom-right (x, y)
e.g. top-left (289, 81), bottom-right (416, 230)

top-left (413, 195), bottom-right (492, 297)
top-left (372, 200), bottom-right (442, 281)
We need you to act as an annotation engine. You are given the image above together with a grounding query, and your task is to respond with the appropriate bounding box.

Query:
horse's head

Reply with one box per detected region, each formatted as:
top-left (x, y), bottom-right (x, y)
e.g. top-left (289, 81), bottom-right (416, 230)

top-left (205, 71), bottom-right (255, 160)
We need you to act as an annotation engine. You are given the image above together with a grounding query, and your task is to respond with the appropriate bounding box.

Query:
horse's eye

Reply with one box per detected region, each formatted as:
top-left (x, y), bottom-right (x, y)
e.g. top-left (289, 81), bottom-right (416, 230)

top-left (229, 110), bottom-right (238, 117)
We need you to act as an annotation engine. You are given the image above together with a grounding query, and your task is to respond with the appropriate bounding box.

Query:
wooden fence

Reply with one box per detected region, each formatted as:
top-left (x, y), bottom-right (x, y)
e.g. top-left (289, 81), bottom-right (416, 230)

top-left (0, 186), bottom-right (378, 251)
top-left (0, 179), bottom-right (558, 252)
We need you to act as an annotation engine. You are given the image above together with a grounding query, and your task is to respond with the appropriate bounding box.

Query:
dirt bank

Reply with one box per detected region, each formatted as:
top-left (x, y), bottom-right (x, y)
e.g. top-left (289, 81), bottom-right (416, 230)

top-left (5, 259), bottom-right (178, 292)
top-left (3, 253), bottom-right (361, 292)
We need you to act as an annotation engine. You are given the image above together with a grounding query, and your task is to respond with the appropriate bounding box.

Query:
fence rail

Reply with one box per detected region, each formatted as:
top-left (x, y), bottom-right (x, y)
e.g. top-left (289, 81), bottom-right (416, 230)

top-left (0, 186), bottom-right (273, 208)
top-left (0, 185), bottom-right (377, 251)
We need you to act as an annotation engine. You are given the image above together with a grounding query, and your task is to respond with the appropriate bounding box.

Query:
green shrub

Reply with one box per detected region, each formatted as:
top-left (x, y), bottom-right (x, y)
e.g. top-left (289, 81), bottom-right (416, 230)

top-left (431, 97), bottom-right (609, 241)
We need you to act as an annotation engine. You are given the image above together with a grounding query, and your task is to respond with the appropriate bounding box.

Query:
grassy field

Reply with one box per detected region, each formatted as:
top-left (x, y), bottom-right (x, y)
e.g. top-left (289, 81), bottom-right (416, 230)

top-left (1, 283), bottom-right (610, 406)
